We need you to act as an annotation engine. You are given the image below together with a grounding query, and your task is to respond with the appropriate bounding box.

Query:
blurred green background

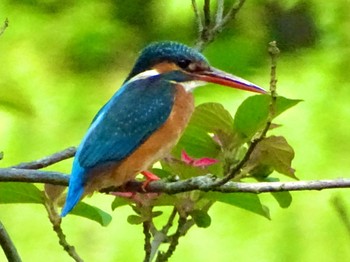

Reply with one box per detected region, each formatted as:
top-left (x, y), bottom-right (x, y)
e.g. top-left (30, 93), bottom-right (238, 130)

top-left (1, 0), bottom-right (350, 261)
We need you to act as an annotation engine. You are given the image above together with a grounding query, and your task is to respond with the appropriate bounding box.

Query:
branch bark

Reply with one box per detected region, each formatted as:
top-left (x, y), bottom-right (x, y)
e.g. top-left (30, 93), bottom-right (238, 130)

top-left (0, 221), bottom-right (22, 262)
top-left (11, 147), bottom-right (76, 170)
top-left (1, 168), bottom-right (350, 194)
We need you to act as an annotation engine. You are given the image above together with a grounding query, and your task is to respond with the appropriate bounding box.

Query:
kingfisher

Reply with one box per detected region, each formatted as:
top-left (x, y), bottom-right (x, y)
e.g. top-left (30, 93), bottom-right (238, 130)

top-left (61, 41), bottom-right (266, 216)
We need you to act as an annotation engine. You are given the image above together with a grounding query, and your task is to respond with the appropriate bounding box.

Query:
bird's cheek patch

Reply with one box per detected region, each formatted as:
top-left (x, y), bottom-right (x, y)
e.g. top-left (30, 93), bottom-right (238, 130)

top-left (127, 69), bottom-right (161, 84)
top-left (152, 62), bottom-right (181, 74)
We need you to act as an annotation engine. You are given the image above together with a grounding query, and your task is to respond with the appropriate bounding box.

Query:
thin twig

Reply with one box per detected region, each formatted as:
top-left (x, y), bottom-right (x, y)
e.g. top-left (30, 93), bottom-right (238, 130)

top-left (149, 208), bottom-right (178, 262)
top-left (215, 0), bottom-right (225, 25)
top-left (191, 0), bottom-right (203, 33)
top-left (203, 0), bottom-right (211, 28)
top-left (44, 195), bottom-right (83, 262)
top-left (143, 221), bottom-right (152, 262)
top-left (194, 0), bottom-right (247, 51)
top-left (161, 207), bottom-right (177, 233)
top-left (0, 221), bottom-right (22, 262)
top-left (155, 216), bottom-right (187, 262)
top-left (11, 147), bottom-right (76, 169)
top-left (213, 0), bottom-right (246, 30)
top-left (0, 18), bottom-right (9, 37)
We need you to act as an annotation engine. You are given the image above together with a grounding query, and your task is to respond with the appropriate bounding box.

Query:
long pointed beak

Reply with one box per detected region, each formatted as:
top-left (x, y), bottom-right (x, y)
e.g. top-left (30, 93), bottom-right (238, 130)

top-left (193, 67), bottom-right (267, 94)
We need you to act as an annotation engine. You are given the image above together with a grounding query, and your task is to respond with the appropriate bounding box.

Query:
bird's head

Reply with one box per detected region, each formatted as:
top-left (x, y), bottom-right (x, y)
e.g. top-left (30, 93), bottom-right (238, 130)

top-left (125, 41), bottom-right (266, 94)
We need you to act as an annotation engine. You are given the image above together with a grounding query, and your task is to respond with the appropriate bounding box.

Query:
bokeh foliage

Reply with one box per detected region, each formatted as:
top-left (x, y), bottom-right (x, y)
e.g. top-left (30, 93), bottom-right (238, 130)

top-left (1, 0), bottom-right (350, 261)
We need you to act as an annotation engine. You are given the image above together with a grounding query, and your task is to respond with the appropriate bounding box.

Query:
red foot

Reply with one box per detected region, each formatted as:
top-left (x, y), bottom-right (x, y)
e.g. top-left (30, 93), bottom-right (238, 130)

top-left (181, 150), bottom-right (219, 167)
top-left (141, 170), bottom-right (160, 191)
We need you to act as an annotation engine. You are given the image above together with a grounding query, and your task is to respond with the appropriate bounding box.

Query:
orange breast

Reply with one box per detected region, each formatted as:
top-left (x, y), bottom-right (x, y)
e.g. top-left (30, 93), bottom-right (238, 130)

top-left (85, 84), bottom-right (194, 193)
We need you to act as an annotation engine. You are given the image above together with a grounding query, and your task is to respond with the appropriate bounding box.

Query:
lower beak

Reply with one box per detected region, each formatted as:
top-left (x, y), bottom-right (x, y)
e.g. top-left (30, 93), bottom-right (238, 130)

top-left (194, 67), bottom-right (267, 94)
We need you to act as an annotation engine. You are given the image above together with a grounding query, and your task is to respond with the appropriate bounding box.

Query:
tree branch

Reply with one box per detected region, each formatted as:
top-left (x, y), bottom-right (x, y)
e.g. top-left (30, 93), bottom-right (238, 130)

top-left (143, 221), bottom-right (152, 262)
top-left (194, 0), bottom-right (247, 51)
top-left (0, 220), bottom-right (21, 262)
top-left (11, 147), bottom-right (76, 169)
top-left (118, 176), bottom-right (350, 194)
top-left (0, 168), bottom-right (69, 185)
top-left (1, 167), bottom-right (349, 194)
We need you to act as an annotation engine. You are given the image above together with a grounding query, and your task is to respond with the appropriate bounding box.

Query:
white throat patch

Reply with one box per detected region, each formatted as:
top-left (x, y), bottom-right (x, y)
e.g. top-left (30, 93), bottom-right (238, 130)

top-left (179, 80), bottom-right (206, 92)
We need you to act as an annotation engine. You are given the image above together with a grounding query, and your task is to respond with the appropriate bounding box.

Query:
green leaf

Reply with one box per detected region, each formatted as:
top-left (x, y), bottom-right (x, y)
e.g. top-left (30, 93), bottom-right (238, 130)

top-left (70, 202), bottom-right (112, 226)
top-left (0, 151), bottom-right (3, 160)
top-left (189, 103), bottom-right (235, 134)
top-left (234, 95), bottom-right (301, 139)
top-left (205, 192), bottom-right (270, 219)
top-left (150, 168), bottom-right (173, 179)
top-left (127, 215), bottom-right (145, 225)
top-left (111, 197), bottom-right (130, 210)
top-left (190, 209), bottom-right (211, 228)
top-left (173, 125), bottom-right (220, 158)
top-left (249, 136), bottom-right (297, 179)
top-left (0, 183), bottom-right (43, 204)
top-left (173, 102), bottom-right (236, 158)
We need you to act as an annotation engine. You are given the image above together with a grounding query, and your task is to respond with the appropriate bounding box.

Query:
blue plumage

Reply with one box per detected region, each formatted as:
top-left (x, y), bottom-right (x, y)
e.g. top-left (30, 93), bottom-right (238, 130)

top-left (61, 75), bottom-right (177, 216)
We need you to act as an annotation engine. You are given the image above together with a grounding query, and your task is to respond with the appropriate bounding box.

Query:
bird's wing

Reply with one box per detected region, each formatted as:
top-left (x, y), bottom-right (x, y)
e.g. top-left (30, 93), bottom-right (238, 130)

top-left (77, 76), bottom-right (176, 169)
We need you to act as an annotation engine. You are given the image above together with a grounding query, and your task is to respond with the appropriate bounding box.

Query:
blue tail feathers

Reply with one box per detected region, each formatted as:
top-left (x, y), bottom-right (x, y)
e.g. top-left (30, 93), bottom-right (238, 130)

top-left (61, 160), bottom-right (87, 217)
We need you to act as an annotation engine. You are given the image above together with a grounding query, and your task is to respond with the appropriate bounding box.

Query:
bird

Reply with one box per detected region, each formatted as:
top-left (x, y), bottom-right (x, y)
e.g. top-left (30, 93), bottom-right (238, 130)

top-left (61, 41), bottom-right (266, 216)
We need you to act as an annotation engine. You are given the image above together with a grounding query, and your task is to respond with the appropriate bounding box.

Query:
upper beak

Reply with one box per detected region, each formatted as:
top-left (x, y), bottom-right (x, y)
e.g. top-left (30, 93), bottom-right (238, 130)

top-left (193, 67), bottom-right (267, 94)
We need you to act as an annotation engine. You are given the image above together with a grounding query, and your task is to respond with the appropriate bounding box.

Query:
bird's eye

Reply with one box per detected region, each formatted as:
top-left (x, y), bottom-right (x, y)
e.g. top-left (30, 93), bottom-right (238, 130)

top-left (177, 59), bottom-right (192, 69)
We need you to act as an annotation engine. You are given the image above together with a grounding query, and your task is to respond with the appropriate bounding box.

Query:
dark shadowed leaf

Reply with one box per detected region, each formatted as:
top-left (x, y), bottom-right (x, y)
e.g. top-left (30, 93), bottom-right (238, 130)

top-left (271, 191), bottom-right (293, 208)
top-left (70, 202), bottom-right (112, 226)
top-left (0, 151), bottom-right (3, 160)
top-left (0, 183), bottom-right (43, 204)
top-left (234, 95), bottom-right (301, 139)
top-left (152, 211), bottom-right (163, 218)
top-left (248, 136), bottom-right (297, 179)
top-left (190, 209), bottom-right (211, 228)
top-left (204, 192), bottom-right (270, 219)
